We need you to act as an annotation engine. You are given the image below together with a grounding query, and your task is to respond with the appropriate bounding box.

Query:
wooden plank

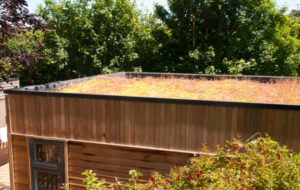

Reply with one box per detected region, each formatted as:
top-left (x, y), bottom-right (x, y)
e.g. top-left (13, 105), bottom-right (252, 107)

top-left (35, 96), bottom-right (42, 136)
top-left (47, 97), bottom-right (54, 138)
top-left (72, 98), bottom-right (80, 140)
top-left (60, 98), bottom-right (66, 138)
top-left (14, 183), bottom-right (30, 190)
top-left (174, 104), bottom-right (182, 150)
top-left (7, 134), bottom-right (14, 190)
top-left (157, 103), bottom-right (166, 148)
top-left (119, 101), bottom-right (126, 144)
top-left (68, 98), bottom-right (75, 140)
top-left (186, 105), bottom-right (202, 151)
top-left (40, 96), bottom-right (47, 137)
top-left (129, 101), bottom-right (135, 145)
top-left (80, 98), bottom-right (91, 141)
top-left (134, 102), bottom-right (144, 146)
top-left (26, 96), bottom-right (34, 135)
top-left (91, 99), bottom-right (97, 141)
top-left (165, 103), bottom-right (176, 149)
top-left (17, 95), bottom-right (25, 134)
top-left (205, 106), bottom-right (215, 149)
top-left (193, 105), bottom-right (203, 151)
top-left (25, 138), bottom-right (32, 190)
top-left (95, 100), bottom-right (105, 142)
top-left (68, 144), bottom-right (192, 163)
top-left (112, 101), bottom-right (121, 144)
top-left (6, 94), bottom-right (300, 152)
top-left (65, 142), bottom-right (69, 189)
top-left (54, 97), bottom-right (61, 138)
top-left (68, 149), bottom-right (189, 167)
top-left (99, 100), bottom-right (106, 142)
top-left (64, 98), bottom-right (71, 139)
top-left (217, 106), bottom-right (226, 147)
top-left (290, 110), bottom-right (300, 150)
top-left (11, 135), bottom-right (30, 190)
top-left (67, 141), bottom-right (192, 188)
top-left (105, 100), bottom-right (113, 143)
top-left (144, 102), bottom-right (155, 147)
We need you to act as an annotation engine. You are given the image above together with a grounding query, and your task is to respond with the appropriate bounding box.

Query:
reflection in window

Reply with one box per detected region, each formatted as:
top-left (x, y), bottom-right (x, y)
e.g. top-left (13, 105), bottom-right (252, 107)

top-left (30, 139), bottom-right (65, 190)
top-left (35, 170), bottom-right (62, 190)
top-left (35, 143), bottom-right (61, 165)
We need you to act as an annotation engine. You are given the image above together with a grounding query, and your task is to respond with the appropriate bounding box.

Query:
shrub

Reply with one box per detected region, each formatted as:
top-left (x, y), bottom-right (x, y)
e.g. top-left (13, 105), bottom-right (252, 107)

top-left (68, 137), bottom-right (300, 190)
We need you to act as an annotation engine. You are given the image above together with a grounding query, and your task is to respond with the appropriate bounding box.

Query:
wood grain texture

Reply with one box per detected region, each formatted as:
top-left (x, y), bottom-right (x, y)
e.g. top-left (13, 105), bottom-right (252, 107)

top-left (6, 94), bottom-right (300, 152)
top-left (11, 135), bottom-right (30, 190)
top-left (67, 141), bottom-right (193, 190)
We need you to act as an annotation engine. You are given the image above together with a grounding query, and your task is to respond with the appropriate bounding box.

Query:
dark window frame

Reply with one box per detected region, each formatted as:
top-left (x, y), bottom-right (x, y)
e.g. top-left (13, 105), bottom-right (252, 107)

top-left (29, 138), bottom-right (65, 190)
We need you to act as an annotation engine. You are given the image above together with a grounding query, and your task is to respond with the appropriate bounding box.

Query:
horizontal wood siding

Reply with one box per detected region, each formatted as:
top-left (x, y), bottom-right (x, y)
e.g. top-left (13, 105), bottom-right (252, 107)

top-left (11, 135), bottom-right (30, 190)
top-left (68, 141), bottom-right (193, 190)
top-left (7, 94), bottom-right (300, 152)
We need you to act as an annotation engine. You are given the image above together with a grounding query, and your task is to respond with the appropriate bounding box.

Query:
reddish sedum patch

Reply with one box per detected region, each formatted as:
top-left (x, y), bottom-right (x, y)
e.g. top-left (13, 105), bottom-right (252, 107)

top-left (59, 76), bottom-right (300, 104)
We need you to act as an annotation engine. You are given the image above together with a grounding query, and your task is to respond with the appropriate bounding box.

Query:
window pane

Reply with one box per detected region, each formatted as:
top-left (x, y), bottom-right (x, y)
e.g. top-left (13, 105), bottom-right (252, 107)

top-left (35, 170), bottom-right (62, 190)
top-left (35, 143), bottom-right (62, 165)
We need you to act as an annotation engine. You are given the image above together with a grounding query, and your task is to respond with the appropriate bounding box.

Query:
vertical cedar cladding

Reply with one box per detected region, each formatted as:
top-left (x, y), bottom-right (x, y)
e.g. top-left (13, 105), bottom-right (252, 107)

top-left (6, 94), bottom-right (300, 152)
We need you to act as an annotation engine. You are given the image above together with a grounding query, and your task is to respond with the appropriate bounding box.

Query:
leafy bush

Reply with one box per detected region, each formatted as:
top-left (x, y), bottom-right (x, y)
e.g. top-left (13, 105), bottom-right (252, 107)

top-left (72, 137), bottom-right (300, 190)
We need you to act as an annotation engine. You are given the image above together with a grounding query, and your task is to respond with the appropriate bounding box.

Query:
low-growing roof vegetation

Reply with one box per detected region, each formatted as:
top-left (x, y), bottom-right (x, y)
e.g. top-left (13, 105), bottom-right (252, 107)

top-left (59, 76), bottom-right (300, 104)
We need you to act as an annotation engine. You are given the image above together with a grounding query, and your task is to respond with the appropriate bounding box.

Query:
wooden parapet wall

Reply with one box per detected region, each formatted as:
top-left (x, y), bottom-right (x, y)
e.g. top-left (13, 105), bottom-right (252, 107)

top-left (68, 141), bottom-right (193, 190)
top-left (6, 94), bottom-right (300, 152)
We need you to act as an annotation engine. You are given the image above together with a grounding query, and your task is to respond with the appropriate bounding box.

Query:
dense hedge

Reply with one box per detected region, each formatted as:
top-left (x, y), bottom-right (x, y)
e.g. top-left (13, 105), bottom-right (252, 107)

top-left (69, 137), bottom-right (300, 190)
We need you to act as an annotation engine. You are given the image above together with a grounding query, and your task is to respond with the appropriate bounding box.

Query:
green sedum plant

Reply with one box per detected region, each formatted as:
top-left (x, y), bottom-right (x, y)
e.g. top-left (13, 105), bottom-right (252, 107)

top-left (74, 137), bottom-right (300, 190)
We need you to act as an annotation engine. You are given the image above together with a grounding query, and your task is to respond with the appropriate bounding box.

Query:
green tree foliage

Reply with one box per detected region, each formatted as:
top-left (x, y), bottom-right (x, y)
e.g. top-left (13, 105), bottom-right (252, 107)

top-left (154, 0), bottom-right (300, 75)
top-left (30, 0), bottom-right (141, 84)
top-left (6, 0), bottom-right (300, 84)
top-left (0, 0), bottom-right (43, 82)
top-left (71, 137), bottom-right (300, 190)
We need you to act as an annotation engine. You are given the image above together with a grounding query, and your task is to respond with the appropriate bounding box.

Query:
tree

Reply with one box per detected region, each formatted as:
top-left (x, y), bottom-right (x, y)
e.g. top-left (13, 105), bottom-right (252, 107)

top-left (0, 0), bottom-right (43, 81)
top-left (153, 0), bottom-right (300, 76)
top-left (7, 0), bottom-right (300, 85)
top-left (31, 0), bottom-right (141, 83)
top-left (289, 9), bottom-right (300, 18)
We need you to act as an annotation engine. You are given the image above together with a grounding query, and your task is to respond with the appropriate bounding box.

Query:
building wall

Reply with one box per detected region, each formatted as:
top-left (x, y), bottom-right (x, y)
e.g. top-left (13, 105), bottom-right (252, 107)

top-left (10, 135), bottom-right (30, 190)
top-left (6, 94), bottom-right (300, 152)
top-left (68, 141), bottom-right (193, 190)
top-left (9, 134), bottom-right (193, 190)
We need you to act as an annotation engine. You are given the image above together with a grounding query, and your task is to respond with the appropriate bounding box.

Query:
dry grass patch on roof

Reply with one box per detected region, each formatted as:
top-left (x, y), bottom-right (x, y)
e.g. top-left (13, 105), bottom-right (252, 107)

top-left (59, 76), bottom-right (300, 104)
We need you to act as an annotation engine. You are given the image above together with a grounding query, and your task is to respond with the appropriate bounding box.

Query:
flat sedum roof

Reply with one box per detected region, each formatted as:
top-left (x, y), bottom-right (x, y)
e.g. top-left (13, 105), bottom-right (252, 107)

top-left (58, 75), bottom-right (300, 104)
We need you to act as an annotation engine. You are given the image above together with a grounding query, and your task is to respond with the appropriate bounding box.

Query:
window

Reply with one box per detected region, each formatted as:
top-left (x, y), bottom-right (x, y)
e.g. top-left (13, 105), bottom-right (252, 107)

top-left (29, 139), bottom-right (65, 190)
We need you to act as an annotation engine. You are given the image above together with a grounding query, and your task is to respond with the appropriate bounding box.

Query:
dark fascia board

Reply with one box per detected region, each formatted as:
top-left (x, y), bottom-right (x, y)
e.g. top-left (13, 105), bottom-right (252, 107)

top-left (4, 72), bottom-right (300, 110)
